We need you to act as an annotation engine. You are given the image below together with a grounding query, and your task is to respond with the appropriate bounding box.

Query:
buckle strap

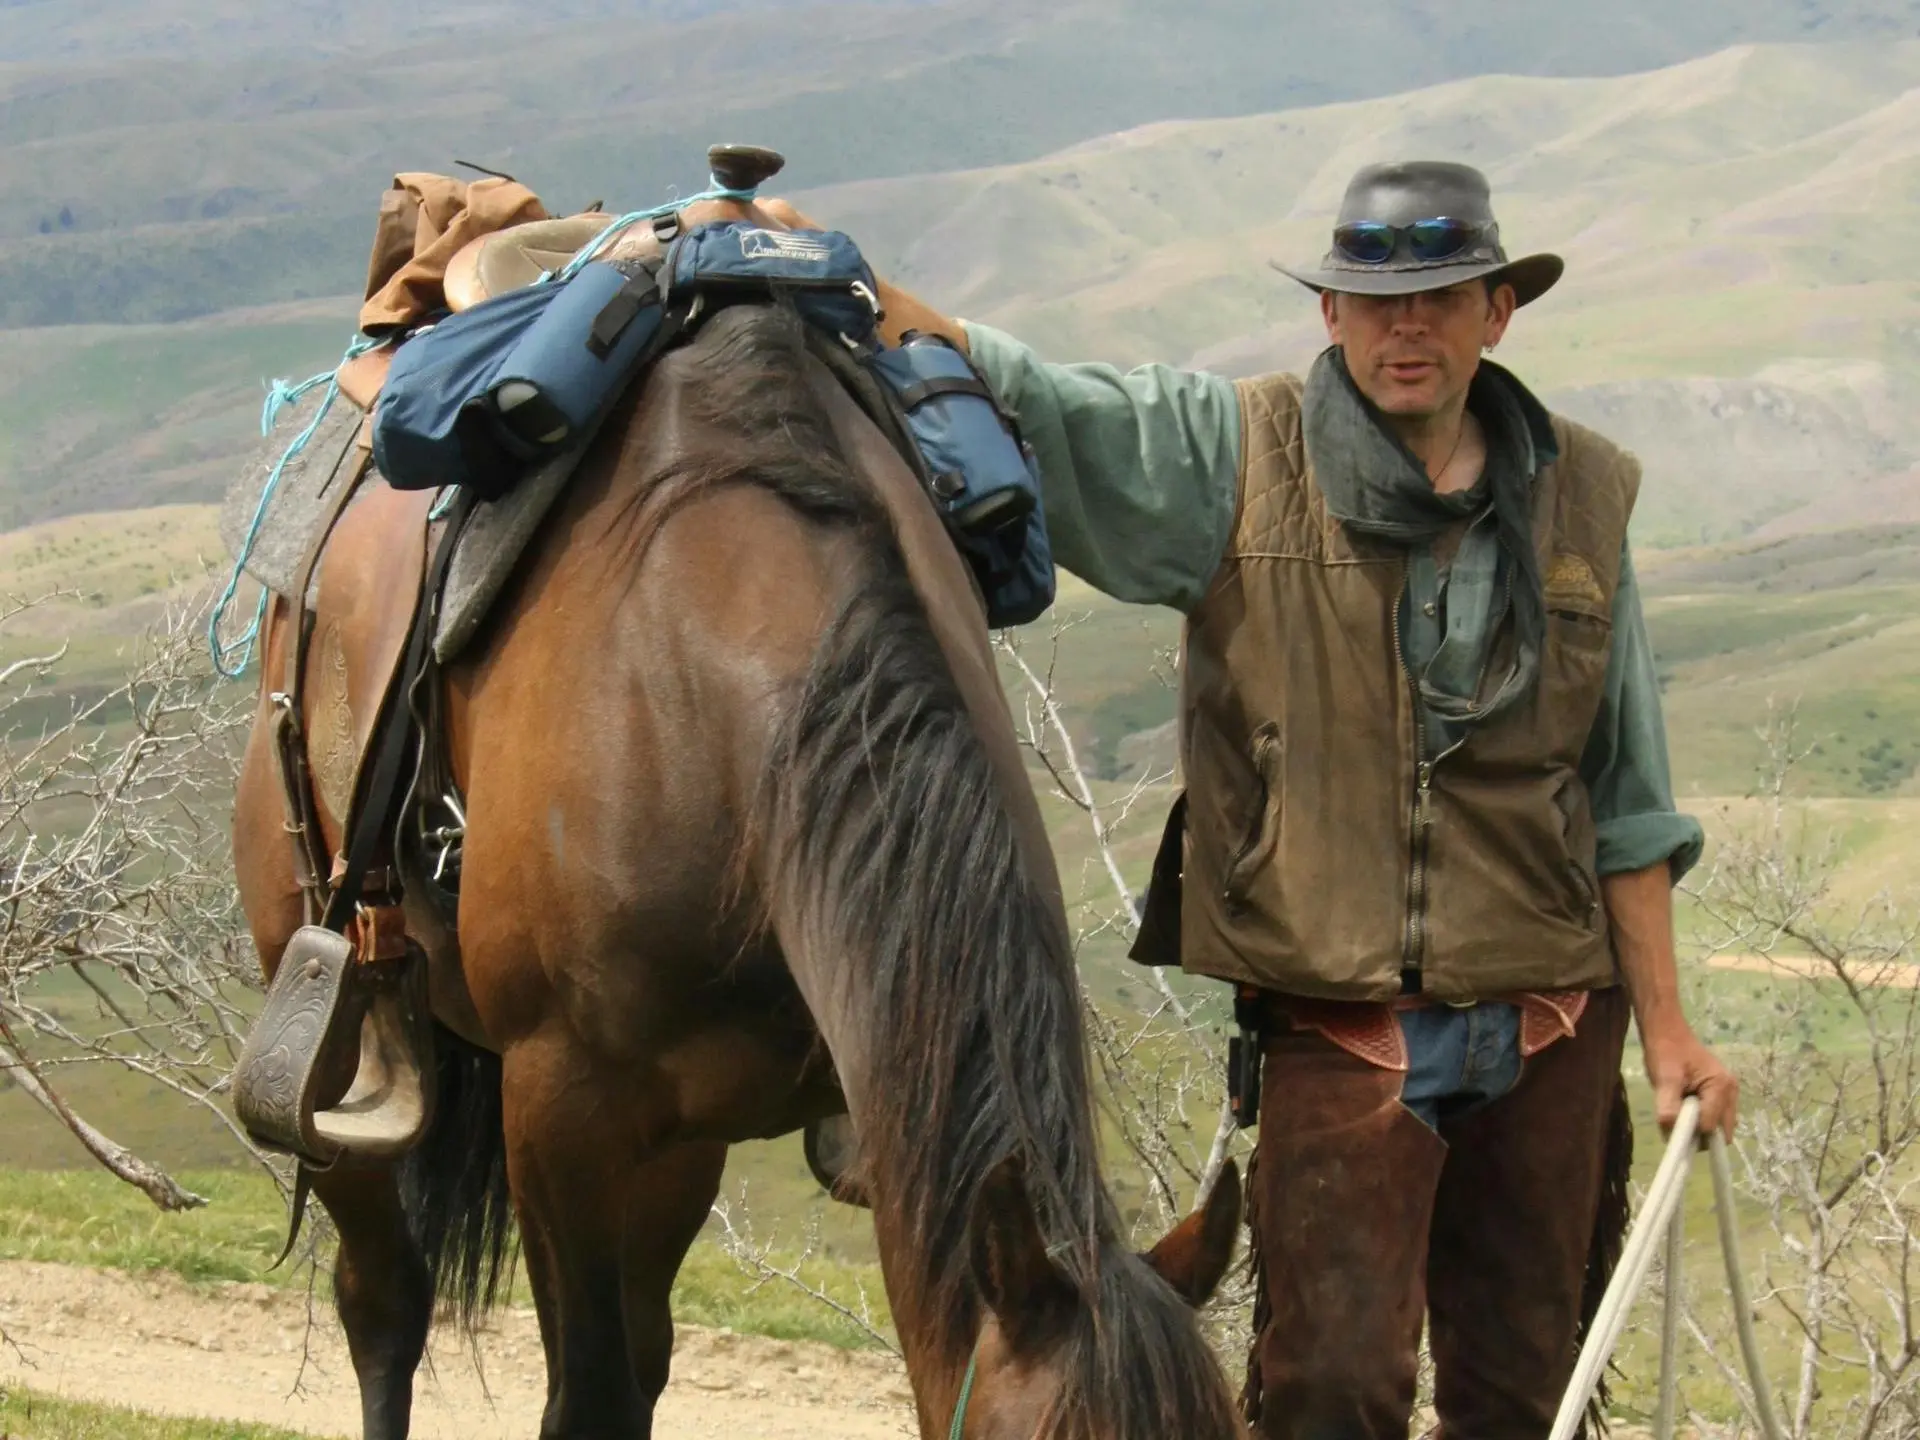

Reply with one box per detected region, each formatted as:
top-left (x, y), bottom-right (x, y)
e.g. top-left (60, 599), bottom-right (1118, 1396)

top-left (320, 488), bottom-right (476, 934)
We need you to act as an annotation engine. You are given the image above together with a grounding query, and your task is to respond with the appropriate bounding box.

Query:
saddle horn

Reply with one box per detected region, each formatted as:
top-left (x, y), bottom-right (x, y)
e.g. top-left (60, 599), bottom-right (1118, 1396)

top-left (707, 144), bottom-right (786, 196)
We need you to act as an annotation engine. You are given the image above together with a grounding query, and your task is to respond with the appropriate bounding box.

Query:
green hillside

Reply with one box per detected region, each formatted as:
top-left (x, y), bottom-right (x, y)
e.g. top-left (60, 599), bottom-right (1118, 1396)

top-left (7, 39), bottom-right (1920, 540)
top-left (805, 40), bottom-right (1920, 366)
top-left (6, 1), bottom-right (1920, 324)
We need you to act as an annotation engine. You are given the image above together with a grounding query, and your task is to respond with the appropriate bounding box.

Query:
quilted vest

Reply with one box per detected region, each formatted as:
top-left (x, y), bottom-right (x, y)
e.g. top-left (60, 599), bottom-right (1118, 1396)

top-left (1177, 371), bottom-right (1640, 1002)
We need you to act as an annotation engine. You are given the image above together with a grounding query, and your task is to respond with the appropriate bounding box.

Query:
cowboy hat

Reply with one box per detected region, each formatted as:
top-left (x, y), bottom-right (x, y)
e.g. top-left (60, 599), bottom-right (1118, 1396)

top-left (1274, 161), bottom-right (1562, 306)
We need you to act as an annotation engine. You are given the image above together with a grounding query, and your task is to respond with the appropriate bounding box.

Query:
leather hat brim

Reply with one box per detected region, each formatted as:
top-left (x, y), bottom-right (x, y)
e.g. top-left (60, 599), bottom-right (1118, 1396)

top-left (1272, 252), bottom-right (1564, 308)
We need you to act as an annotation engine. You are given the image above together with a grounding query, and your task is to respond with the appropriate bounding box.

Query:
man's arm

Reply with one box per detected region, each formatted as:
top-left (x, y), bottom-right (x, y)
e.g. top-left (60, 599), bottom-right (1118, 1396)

top-left (758, 201), bottom-right (1242, 611)
top-left (963, 321), bottom-right (1239, 611)
top-left (1584, 542), bottom-right (1737, 1141)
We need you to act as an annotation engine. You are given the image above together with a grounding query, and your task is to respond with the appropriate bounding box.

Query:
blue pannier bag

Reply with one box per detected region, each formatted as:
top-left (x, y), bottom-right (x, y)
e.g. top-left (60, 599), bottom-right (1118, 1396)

top-left (665, 223), bottom-right (880, 343)
top-left (868, 332), bottom-right (1055, 628)
top-left (372, 259), bottom-right (664, 499)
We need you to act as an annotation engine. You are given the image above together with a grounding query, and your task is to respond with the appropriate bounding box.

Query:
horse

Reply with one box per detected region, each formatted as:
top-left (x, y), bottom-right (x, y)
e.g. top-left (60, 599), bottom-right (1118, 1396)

top-left (231, 249), bottom-right (1249, 1438)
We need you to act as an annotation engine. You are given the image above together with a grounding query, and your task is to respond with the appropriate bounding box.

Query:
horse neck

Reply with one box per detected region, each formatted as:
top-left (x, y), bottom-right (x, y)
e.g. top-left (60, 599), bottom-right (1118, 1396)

top-left (756, 533), bottom-right (1117, 1384)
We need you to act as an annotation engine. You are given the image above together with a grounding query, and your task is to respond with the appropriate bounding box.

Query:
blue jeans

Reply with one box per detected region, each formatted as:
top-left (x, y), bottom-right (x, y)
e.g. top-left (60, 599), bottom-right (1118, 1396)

top-left (1398, 1001), bottom-right (1524, 1131)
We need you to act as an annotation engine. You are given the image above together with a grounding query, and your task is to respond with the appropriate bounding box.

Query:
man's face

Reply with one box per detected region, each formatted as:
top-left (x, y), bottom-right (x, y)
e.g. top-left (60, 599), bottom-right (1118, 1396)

top-left (1321, 281), bottom-right (1516, 419)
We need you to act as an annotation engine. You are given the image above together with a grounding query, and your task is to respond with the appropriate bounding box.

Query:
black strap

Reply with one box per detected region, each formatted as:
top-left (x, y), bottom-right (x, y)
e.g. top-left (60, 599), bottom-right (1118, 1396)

top-left (891, 373), bottom-right (996, 410)
top-left (319, 491), bottom-right (476, 933)
top-left (587, 270), bottom-right (662, 359)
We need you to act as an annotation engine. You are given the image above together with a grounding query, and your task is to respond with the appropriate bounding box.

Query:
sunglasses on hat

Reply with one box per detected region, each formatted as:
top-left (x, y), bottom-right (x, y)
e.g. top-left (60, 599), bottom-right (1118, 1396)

top-left (1332, 216), bottom-right (1483, 266)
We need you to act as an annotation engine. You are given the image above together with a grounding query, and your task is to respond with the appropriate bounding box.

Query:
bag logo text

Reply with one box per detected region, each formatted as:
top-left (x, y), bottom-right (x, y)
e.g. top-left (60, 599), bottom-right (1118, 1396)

top-left (737, 228), bottom-right (832, 266)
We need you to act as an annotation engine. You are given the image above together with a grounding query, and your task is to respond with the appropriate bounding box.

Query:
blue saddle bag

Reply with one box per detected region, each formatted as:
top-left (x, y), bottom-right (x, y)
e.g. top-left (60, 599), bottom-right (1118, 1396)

top-left (867, 333), bottom-right (1055, 628)
top-left (664, 223), bottom-right (880, 343)
top-left (373, 259), bottom-right (664, 499)
top-left (371, 220), bottom-right (1054, 627)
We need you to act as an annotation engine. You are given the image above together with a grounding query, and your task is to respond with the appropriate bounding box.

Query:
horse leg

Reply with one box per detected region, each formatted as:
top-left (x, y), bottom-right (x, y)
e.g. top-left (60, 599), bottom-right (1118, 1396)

top-left (502, 1034), bottom-right (727, 1438)
top-left (233, 684), bottom-right (434, 1440)
top-left (312, 1164), bottom-right (434, 1440)
top-left (620, 1141), bottom-right (730, 1410)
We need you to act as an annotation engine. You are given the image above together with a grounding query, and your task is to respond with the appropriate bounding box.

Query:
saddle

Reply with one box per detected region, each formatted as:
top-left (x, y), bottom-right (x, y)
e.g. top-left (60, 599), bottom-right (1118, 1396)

top-left (228, 147), bottom-right (913, 1201)
top-left (228, 164), bottom-right (662, 1171)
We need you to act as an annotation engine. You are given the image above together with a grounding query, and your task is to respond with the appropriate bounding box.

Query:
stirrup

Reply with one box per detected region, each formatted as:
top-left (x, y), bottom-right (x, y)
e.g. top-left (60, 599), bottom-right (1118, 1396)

top-left (233, 925), bottom-right (437, 1164)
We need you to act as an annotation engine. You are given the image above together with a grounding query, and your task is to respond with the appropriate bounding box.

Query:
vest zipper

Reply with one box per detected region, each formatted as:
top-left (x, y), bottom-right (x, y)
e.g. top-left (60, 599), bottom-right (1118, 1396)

top-left (1394, 567), bottom-right (1471, 991)
top-left (1391, 571), bottom-right (1431, 989)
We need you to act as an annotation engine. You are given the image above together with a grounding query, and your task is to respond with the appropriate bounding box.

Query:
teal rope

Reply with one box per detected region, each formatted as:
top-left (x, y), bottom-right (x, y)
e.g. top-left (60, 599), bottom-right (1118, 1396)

top-left (947, 1347), bottom-right (979, 1440)
top-left (211, 168), bottom-right (764, 677)
top-left (208, 334), bottom-right (383, 678)
top-left (550, 174), bottom-right (762, 284)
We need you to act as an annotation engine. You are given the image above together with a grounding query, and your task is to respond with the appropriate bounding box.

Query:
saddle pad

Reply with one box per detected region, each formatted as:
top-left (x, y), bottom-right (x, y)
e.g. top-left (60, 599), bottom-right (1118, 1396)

top-left (219, 386), bottom-right (590, 663)
top-left (218, 394), bottom-right (370, 609)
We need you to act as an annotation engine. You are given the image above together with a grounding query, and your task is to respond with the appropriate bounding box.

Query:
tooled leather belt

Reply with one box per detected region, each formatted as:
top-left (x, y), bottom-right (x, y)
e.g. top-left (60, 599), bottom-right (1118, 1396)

top-left (1264, 989), bottom-right (1591, 1072)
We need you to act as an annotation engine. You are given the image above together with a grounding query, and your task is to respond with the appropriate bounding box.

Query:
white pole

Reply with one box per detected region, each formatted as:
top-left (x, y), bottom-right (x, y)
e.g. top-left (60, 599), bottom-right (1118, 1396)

top-left (1654, 1201), bottom-right (1685, 1440)
top-left (1710, 1130), bottom-right (1785, 1440)
top-left (1548, 1096), bottom-right (1701, 1440)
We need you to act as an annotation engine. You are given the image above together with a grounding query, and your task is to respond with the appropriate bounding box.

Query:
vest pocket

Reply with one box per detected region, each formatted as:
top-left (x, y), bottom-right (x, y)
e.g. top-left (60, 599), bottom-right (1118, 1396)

top-left (1547, 605), bottom-right (1612, 655)
top-left (1223, 723), bottom-right (1283, 912)
top-left (1566, 855), bottom-right (1601, 931)
top-left (1552, 778), bottom-right (1603, 931)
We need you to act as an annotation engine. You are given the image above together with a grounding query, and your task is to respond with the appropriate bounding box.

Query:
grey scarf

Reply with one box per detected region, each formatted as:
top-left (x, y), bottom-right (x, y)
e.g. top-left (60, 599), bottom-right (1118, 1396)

top-left (1301, 346), bottom-right (1550, 729)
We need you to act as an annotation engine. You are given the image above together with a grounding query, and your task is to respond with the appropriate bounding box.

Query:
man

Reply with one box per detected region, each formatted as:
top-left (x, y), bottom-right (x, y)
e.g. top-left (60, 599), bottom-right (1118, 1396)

top-left (775, 161), bottom-right (1737, 1437)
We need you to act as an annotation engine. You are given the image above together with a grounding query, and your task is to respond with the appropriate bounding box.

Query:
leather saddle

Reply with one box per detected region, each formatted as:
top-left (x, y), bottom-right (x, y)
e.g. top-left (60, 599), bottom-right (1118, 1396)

top-left (230, 449), bottom-right (448, 1167)
top-left (443, 214), bottom-right (616, 313)
top-left (230, 145), bottom-right (866, 1200)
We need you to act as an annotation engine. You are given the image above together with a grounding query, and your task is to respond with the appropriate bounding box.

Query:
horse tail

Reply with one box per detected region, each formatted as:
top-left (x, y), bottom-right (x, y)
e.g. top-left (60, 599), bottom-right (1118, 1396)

top-left (397, 1023), bottom-right (516, 1330)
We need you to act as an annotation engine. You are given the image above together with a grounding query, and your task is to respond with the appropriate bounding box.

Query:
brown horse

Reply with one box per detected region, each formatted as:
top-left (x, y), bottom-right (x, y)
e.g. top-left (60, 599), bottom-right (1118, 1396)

top-left (232, 295), bottom-right (1248, 1438)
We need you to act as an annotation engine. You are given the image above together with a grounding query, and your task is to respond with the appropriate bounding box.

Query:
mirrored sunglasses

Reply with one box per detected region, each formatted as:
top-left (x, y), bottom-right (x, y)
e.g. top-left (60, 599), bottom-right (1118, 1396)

top-left (1332, 217), bottom-right (1483, 266)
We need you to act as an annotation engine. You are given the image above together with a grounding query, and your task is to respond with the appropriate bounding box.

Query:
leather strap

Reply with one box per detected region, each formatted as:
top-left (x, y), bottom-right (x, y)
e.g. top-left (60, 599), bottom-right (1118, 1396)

top-left (320, 489), bottom-right (476, 934)
top-left (274, 429), bottom-right (373, 922)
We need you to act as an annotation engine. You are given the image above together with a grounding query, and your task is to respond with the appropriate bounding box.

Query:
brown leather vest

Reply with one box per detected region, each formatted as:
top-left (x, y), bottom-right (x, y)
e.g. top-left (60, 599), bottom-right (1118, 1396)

top-left (1176, 372), bottom-right (1639, 1002)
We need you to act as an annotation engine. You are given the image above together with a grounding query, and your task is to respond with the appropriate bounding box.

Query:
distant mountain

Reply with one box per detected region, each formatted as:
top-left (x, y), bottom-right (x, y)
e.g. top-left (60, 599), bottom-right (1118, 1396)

top-left (796, 39), bottom-right (1920, 547)
top-left (1547, 371), bottom-right (1919, 547)
top-left (6, 0), bottom-right (1920, 324)
top-left (4, 36), bottom-right (1919, 542)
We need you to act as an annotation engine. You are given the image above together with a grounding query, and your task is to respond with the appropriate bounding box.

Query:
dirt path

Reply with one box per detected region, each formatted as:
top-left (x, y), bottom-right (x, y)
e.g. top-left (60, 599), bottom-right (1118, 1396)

top-left (0, 1260), bottom-right (913, 1438)
top-left (1708, 952), bottom-right (1920, 987)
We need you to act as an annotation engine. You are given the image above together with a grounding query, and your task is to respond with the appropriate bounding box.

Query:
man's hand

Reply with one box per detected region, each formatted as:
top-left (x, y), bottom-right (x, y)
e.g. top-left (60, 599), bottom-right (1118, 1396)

top-left (1603, 861), bottom-right (1739, 1145)
top-left (1641, 1017), bottom-right (1738, 1144)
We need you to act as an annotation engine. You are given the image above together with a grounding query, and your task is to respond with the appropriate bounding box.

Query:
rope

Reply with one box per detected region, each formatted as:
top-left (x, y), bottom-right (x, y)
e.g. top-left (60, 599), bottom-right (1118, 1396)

top-left (207, 334), bottom-right (382, 678)
top-left (551, 174), bottom-right (763, 285)
top-left (1550, 1097), bottom-right (1782, 1440)
top-left (211, 167), bottom-right (767, 679)
top-left (947, 1347), bottom-right (979, 1440)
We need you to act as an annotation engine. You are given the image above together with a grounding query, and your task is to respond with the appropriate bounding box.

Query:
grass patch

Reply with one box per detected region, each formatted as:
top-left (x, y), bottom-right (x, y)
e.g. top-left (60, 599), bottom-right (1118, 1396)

top-left (0, 1170), bottom-right (291, 1288)
top-left (0, 1160), bottom-right (893, 1351)
top-left (0, 1387), bottom-right (329, 1440)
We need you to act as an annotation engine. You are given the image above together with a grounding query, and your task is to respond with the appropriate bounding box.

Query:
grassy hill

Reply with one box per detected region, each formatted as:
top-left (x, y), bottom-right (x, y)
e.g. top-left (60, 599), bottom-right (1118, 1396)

top-left (6, 1), bottom-right (1920, 325)
top-left (7, 38), bottom-right (1920, 540)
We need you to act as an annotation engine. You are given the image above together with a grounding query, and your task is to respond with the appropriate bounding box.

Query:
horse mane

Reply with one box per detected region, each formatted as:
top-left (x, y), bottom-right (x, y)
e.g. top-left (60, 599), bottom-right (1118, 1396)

top-left (664, 304), bottom-right (1240, 1437)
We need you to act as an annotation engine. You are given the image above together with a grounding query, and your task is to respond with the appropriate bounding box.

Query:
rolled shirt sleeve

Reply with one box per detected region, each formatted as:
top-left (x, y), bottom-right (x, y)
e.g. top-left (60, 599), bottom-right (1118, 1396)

top-left (963, 321), bottom-right (1241, 613)
top-left (1580, 541), bottom-right (1705, 880)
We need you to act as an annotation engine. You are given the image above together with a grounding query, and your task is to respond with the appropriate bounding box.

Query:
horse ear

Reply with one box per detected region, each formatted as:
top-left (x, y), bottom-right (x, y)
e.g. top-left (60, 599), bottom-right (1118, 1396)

top-left (970, 1155), bottom-right (1077, 1348)
top-left (1142, 1159), bottom-right (1243, 1307)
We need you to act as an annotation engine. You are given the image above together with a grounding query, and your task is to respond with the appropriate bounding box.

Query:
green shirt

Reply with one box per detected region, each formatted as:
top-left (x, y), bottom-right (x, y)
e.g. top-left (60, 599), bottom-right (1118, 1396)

top-left (966, 321), bottom-right (1704, 879)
